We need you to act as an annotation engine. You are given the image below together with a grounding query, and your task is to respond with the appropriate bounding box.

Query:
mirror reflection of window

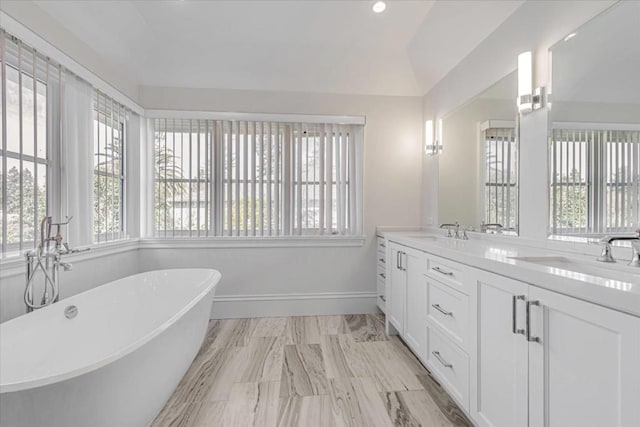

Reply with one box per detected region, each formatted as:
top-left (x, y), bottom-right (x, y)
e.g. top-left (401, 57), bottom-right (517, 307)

top-left (550, 126), bottom-right (639, 236)
top-left (483, 126), bottom-right (518, 233)
top-left (548, 0), bottom-right (640, 238)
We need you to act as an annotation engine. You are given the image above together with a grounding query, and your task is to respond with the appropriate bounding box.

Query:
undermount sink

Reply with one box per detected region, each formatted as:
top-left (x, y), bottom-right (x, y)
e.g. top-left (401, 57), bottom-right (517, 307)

top-left (509, 256), bottom-right (640, 284)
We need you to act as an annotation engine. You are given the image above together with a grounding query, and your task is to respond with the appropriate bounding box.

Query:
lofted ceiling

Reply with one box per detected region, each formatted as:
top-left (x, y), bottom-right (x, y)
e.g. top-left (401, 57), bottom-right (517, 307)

top-left (22, 0), bottom-right (525, 97)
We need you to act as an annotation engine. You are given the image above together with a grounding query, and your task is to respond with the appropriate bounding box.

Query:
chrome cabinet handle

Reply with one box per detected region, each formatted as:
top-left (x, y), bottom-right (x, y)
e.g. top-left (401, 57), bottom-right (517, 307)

top-left (432, 351), bottom-right (453, 368)
top-left (396, 251), bottom-right (401, 270)
top-left (379, 273), bottom-right (386, 279)
top-left (526, 300), bottom-right (541, 343)
top-left (432, 303), bottom-right (453, 316)
top-left (432, 266), bottom-right (453, 276)
top-left (379, 258), bottom-right (385, 263)
top-left (512, 295), bottom-right (526, 335)
top-left (380, 295), bottom-right (386, 302)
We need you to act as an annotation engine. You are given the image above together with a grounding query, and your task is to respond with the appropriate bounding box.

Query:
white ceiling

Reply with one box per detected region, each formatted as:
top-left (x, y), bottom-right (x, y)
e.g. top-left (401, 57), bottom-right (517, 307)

top-left (29, 0), bottom-right (524, 97)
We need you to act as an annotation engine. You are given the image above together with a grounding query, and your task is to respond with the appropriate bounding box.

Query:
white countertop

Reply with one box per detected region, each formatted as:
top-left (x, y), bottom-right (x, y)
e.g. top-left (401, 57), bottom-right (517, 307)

top-left (379, 230), bottom-right (640, 318)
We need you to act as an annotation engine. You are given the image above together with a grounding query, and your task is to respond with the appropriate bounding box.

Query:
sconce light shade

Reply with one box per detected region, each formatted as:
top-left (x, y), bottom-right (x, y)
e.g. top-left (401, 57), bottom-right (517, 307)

top-left (517, 51), bottom-right (544, 114)
top-left (425, 120), bottom-right (434, 154)
top-left (517, 51), bottom-right (533, 113)
top-left (424, 119), bottom-right (443, 156)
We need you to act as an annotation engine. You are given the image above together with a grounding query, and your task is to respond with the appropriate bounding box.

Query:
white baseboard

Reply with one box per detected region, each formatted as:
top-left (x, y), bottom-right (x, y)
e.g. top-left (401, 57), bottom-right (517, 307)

top-left (211, 291), bottom-right (379, 319)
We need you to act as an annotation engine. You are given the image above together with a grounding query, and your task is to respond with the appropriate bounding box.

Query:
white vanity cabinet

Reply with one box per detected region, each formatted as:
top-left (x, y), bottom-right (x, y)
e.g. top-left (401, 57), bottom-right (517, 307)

top-left (472, 270), bottom-right (530, 427)
top-left (376, 235), bottom-right (387, 313)
top-left (472, 268), bottom-right (640, 427)
top-left (423, 254), bottom-right (473, 412)
top-left (527, 285), bottom-right (640, 427)
top-left (384, 237), bottom-right (640, 427)
top-left (386, 242), bottom-right (427, 349)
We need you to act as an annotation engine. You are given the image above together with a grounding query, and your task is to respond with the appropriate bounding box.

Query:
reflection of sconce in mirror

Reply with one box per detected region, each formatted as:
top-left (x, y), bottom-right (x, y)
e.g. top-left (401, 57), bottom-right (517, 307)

top-left (425, 119), bottom-right (443, 155)
top-left (517, 51), bottom-right (544, 114)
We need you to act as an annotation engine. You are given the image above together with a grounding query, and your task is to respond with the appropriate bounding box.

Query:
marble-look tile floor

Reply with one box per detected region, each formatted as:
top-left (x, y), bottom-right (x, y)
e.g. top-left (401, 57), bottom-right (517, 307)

top-left (153, 314), bottom-right (472, 427)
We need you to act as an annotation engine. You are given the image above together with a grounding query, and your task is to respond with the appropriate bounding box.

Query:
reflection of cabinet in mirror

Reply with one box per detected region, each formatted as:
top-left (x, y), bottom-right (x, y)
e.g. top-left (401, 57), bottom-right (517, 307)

top-left (549, 1), bottom-right (640, 237)
top-left (438, 71), bottom-right (518, 233)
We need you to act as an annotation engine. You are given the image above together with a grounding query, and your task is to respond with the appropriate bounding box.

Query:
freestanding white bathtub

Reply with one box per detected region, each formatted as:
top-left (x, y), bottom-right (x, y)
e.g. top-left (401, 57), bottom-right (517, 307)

top-left (0, 268), bottom-right (221, 427)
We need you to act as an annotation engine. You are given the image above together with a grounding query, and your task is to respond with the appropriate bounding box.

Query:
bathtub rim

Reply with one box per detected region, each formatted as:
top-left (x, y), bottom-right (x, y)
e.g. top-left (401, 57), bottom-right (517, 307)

top-left (0, 268), bottom-right (221, 394)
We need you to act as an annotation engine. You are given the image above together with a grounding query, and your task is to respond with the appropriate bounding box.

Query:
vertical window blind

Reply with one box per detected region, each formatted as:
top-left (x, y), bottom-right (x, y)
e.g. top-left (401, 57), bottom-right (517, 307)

top-left (93, 91), bottom-right (127, 242)
top-left (550, 128), bottom-right (640, 235)
top-left (0, 30), bottom-right (60, 256)
top-left (484, 126), bottom-right (518, 232)
top-left (154, 118), bottom-right (362, 237)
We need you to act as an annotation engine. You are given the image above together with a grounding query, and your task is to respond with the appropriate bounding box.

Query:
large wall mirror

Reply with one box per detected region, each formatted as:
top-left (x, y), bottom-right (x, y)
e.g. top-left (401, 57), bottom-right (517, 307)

top-left (549, 1), bottom-right (640, 237)
top-left (438, 71), bottom-right (519, 234)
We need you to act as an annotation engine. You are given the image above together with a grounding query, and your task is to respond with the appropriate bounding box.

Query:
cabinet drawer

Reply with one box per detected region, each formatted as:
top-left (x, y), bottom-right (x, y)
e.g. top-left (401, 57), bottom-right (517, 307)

top-left (426, 326), bottom-right (469, 411)
top-left (377, 236), bottom-right (387, 255)
top-left (426, 255), bottom-right (467, 294)
top-left (426, 278), bottom-right (469, 350)
top-left (377, 278), bottom-right (385, 297)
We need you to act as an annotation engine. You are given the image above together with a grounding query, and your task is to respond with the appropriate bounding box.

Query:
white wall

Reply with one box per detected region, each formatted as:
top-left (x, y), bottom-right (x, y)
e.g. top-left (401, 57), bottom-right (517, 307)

top-left (139, 86), bottom-right (423, 317)
top-left (0, 246), bottom-right (139, 322)
top-left (422, 0), bottom-right (616, 237)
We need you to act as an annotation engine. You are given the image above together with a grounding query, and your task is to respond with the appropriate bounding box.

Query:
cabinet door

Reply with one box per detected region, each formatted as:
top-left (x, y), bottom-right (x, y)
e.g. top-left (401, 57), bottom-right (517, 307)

top-left (387, 243), bottom-right (406, 334)
top-left (472, 271), bottom-right (529, 427)
top-left (528, 286), bottom-right (640, 427)
top-left (403, 248), bottom-right (427, 360)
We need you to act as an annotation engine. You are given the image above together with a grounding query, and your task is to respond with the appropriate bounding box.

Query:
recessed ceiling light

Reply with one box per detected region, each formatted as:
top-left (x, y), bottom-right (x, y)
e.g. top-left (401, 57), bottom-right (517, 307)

top-left (372, 1), bottom-right (386, 14)
top-left (564, 33), bottom-right (577, 42)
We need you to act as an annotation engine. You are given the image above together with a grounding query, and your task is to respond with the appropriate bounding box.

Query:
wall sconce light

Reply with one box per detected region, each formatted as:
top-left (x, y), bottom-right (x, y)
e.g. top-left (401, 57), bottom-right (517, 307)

top-left (425, 119), bottom-right (443, 155)
top-left (517, 51), bottom-right (544, 114)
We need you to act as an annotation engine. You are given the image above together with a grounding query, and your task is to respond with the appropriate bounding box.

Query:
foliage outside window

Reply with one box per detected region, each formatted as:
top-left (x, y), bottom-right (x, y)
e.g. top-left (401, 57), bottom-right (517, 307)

top-left (154, 118), bottom-right (361, 237)
top-left (550, 128), bottom-right (640, 235)
top-left (0, 32), bottom-right (56, 256)
top-left (93, 91), bottom-right (126, 242)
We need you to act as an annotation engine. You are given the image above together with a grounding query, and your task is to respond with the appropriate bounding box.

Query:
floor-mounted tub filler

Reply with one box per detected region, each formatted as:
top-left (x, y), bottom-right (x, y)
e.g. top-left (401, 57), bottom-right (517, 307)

top-left (0, 268), bottom-right (221, 427)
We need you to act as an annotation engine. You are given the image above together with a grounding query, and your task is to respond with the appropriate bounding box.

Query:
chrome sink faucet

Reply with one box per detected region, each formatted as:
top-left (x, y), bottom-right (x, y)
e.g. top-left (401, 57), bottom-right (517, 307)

top-left (597, 229), bottom-right (640, 267)
top-left (481, 221), bottom-right (504, 234)
top-left (440, 222), bottom-right (460, 238)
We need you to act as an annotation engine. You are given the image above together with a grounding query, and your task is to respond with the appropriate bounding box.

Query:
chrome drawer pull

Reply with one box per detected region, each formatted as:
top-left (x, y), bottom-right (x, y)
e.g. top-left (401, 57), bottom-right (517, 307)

top-left (432, 351), bottom-right (453, 368)
top-left (526, 300), bottom-right (541, 343)
top-left (380, 295), bottom-right (386, 302)
top-left (512, 295), bottom-right (526, 335)
top-left (379, 258), bottom-right (385, 263)
top-left (432, 267), bottom-right (453, 276)
top-left (432, 303), bottom-right (453, 316)
top-left (379, 273), bottom-right (386, 279)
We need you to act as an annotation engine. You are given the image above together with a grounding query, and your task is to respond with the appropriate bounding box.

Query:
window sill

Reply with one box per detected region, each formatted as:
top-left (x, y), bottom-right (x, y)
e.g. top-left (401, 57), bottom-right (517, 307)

top-left (0, 239), bottom-right (139, 279)
top-left (138, 235), bottom-right (366, 249)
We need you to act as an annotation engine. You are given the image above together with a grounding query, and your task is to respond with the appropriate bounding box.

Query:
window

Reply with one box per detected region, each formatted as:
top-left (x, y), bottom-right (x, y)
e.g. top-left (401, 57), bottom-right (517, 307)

top-left (0, 31), bottom-right (60, 256)
top-left (550, 128), bottom-right (640, 235)
top-left (93, 91), bottom-right (126, 242)
top-left (483, 126), bottom-right (518, 232)
top-left (154, 119), bottom-right (212, 236)
top-left (154, 118), bottom-right (362, 237)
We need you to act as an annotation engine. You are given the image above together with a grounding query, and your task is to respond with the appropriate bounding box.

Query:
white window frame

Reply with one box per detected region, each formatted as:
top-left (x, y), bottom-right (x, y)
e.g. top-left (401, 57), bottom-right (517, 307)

top-left (480, 120), bottom-right (519, 234)
top-left (148, 111), bottom-right (365, 241)
top-left (93, 91), bottom-right (127, 243)
top-left (549, 122), bottom-right (640, 236)
top-left (0, 30), bottom-right (61, 258)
